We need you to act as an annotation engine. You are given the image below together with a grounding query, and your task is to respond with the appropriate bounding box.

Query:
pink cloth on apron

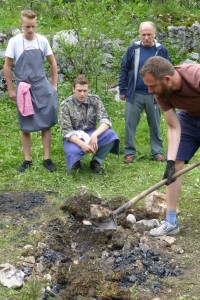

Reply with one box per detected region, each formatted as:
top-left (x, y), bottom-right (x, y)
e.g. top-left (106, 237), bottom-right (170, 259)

top-left (17, 82), bottom-right (34, 116)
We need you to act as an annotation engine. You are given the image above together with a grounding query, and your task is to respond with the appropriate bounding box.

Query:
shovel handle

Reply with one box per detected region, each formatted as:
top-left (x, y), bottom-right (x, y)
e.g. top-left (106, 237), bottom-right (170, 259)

top-left (113, 160), bottom-right (200, 216)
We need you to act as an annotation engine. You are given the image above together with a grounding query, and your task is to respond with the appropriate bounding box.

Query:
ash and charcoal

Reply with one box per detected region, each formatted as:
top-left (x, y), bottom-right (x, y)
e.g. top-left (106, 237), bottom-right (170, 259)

top-left (113, 247), bottom-right (179, 291)
top-left (0, 192), bottom-right (46, 214)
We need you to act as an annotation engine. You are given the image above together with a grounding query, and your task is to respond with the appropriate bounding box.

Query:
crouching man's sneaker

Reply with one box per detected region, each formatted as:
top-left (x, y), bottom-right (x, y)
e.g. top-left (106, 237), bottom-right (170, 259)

top-left (149, 221), bottom-right (180, 237)
top-left (73, 160), bottom-right (82, 170)
top-left (90, 160), bottom-right (104, 174)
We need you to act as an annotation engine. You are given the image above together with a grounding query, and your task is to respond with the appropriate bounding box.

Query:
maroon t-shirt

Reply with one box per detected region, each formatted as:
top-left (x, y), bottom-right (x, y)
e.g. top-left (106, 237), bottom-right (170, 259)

top-left (156, 64), bottom-right (200, 117)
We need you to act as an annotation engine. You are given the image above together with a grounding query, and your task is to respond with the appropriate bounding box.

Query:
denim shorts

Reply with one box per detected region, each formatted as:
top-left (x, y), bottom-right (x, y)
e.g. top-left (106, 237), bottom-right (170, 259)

top-left (175, 110), bottom-right (200, 162)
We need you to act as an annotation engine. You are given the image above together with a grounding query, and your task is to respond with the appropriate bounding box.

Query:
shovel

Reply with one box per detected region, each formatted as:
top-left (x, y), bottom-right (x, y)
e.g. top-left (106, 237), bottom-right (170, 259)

top-left (90, 160), bottom-right (200, 230)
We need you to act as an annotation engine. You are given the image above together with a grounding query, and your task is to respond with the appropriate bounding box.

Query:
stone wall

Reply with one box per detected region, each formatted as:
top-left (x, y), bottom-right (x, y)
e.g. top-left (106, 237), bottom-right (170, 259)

top-left (167, 21), bottom-right (200, 52)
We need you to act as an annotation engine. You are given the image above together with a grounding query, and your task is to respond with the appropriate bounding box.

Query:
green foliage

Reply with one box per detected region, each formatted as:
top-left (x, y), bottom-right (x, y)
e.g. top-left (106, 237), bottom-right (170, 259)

top-left (0, 57), bottom-right (4, 69)
top-left (51, 0), bottom-right (126, 90)
top-left (164, 41), bottom-right (188, 65)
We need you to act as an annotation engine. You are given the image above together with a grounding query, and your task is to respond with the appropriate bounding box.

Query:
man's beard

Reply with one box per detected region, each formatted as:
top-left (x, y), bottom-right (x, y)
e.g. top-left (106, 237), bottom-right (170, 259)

top-left (156, 82), bottom-right (173, 96)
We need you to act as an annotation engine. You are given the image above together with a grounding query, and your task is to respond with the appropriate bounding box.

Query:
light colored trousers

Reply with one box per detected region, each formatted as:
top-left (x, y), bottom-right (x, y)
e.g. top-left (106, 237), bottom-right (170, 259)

top-left (124, 93), bottom-right (163, 158)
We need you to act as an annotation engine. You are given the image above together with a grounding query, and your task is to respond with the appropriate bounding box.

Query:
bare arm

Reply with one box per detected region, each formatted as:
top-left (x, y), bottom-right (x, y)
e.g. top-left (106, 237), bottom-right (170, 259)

top-left (46, 54), bottom-right (57, 90)
top-left (164, 108), bottom-right (181, 161)
top-left (4, 57), bottom-right (16, 100)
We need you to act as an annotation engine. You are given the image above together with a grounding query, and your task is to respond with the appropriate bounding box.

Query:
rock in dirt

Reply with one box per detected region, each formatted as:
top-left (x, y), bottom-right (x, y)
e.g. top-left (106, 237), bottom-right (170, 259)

top-left (145, 191), bottom-right (167, 218)
top-left (126, 213), bottom-right (136, 227)
top-left (0, 263), bottom-right (25, 288)
top-left (136, 219), bottom-right (159, 228)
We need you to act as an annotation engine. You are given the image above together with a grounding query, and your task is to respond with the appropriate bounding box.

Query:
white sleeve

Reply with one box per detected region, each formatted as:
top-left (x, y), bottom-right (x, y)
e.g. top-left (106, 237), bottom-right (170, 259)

top-left (45, 38), bottom-right (53, 56)
top-left (5, 35), bottom-right (23, 62)
top-left (5, 38), bottom-right (15, 59)
top-left (38, 35), bottom-right (53, 57)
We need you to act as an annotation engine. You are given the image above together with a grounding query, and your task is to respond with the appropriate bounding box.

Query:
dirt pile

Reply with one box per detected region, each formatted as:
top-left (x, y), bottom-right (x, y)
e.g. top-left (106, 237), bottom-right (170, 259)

top-left (36, 193), bottom-right (180, 300)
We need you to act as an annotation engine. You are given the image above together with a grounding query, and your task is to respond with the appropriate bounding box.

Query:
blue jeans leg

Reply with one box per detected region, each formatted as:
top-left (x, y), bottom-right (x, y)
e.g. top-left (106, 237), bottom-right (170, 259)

top-left (93, 141), bottom-right (115, 164)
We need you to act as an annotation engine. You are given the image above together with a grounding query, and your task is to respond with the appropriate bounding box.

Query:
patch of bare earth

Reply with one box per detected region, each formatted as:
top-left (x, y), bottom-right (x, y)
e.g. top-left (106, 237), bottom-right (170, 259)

top-left (0, 192), bottom-right (200, 299)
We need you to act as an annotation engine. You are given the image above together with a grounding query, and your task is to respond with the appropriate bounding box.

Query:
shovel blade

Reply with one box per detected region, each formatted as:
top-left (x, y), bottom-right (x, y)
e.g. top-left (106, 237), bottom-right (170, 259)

top-left (90, 204), bottom-right (118, 229)
top-left (91, 216), bottom-right (118, 230)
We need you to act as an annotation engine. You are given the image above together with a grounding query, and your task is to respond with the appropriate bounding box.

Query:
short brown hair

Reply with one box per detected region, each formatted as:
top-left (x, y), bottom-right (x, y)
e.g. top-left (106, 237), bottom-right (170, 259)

top-left (140, 56), bottom-right (175, 80)
top-left (72, 75), bottom-right (89, 88)
top-left (21, 10), bottom-right (36, 21)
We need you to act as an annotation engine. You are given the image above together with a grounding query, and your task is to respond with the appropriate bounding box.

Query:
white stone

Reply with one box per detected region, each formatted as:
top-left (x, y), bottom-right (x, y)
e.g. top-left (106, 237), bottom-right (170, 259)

top-left (108, 86), bottom-right (121, 101)
top-left (11, 28), bottom-right (21, 36)
top-left (139, 243), bottom-right (150, 251)
top-left (126, 214), bottom-right (136, 225)
top-left (136, 219), bottom-right (159, 228)
top-left (43, 274), bottom-right (52, 281)
top-left (101, 251), bottom-right (109, 259)
top-left (52, 30), bottom-right (78, 50)
top-left (0, 263), bottom-right (25, 288)
top-left (82, 219), bottom-right (92, 226)
top-left (23, 244), bottom-right (34, 250)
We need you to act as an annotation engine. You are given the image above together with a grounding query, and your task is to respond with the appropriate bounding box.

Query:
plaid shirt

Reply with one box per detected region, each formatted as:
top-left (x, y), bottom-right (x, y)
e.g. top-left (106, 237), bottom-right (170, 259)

top-left (60, 94), bottom-right (112, 140)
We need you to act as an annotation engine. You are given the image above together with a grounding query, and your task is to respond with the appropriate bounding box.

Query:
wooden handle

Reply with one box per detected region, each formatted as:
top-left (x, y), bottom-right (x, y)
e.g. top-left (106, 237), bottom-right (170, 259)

top-left (113, 160), bottom-right (200, 216)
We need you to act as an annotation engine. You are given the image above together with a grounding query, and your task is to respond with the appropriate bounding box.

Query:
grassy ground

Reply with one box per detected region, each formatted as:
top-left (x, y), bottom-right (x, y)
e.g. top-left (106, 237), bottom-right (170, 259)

top-left (1, 77), bottom-right (200, 299)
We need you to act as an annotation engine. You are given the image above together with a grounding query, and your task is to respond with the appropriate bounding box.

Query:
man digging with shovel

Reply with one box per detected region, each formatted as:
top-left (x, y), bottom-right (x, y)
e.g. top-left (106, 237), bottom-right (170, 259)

top-left (140, 56), bottom-right (200, 237)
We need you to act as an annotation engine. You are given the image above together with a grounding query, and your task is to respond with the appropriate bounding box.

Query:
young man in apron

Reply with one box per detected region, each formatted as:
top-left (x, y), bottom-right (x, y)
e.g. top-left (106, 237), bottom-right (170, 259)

top-left (4, 10), bottom-right (58, 172)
